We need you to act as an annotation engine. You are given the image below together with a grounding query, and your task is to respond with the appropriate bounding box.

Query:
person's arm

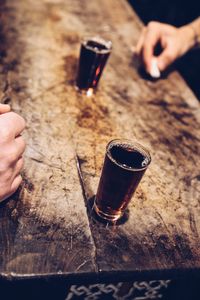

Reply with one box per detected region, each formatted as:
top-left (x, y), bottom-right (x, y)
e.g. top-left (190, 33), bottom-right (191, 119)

top-left (188, 17), bottom-right (200, 48)
top-left (135, 18), bottom-right (200, 78)
top-left (0, 104), bottom-right (26, 202)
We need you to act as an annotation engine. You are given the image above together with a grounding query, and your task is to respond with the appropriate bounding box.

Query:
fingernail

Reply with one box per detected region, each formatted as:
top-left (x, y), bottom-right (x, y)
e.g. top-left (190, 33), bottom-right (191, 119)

top-left (149, 58), bottom-right (160, 78)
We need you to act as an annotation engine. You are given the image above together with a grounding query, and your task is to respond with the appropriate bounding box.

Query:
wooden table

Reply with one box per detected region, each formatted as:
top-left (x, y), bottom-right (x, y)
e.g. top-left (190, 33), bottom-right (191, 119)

top-left (0, 0), bottom-right (200, 298)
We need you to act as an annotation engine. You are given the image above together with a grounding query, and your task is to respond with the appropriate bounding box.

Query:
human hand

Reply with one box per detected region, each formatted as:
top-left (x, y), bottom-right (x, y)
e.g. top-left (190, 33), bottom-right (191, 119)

top-left (136, 21), bottom-right (195, 77)
top-left (0, 103), bottom-right (11, 114)
top-left (0, 105), bottom-right (26, 202)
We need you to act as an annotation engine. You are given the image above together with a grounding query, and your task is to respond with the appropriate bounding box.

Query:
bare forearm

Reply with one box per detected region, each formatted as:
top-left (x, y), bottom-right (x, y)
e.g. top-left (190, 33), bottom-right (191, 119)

top-left (184, 17), bottom-right (200, 49)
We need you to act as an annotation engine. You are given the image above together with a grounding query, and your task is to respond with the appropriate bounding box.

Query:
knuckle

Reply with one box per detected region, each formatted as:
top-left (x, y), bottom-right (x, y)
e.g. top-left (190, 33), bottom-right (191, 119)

top-left (148, 21), bottom-right (157, 29)
top-left (9, 111), bottom-right (18, 118)
top-left (142, 27), bottom-right (147, 34)
top-left (17, 114), bottom-right (26, 128)
top-left (10, 112), bottom-right (26, 129)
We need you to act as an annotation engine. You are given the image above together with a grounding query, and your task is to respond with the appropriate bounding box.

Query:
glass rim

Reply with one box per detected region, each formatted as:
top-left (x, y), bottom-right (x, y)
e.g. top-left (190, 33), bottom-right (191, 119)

top-left (81, 36), bottom-right (112, 54)
top-left (106, 139), bottom-right (151, 172)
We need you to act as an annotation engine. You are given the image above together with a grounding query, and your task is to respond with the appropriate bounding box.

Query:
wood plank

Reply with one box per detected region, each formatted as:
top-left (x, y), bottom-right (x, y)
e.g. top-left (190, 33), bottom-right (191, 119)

top-left (0, 0), bottom-right (199, 281)
top-left (64, 0), bottom-right (200, 278)
top-left (0, 0), bottom-right (96, 279)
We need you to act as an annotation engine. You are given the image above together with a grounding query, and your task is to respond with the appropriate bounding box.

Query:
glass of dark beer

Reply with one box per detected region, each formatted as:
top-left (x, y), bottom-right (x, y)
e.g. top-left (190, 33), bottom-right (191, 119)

top-left (94, 139), bottom-right (151, 222)
top-left (76, 36), bottom-right (112, 95)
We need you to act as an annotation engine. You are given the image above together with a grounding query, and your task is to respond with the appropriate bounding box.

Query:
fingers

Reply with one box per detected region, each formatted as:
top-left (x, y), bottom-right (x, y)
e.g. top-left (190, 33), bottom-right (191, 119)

top-left (14, 136), bottom-right (26, 158)
top-left (0, 136), bottom-right (26, 168)
top-left (135, 23), bottom-right (162, 74)
top-left (8, 112), bottom-right (26, 138)
top-left (0, 174), bottom-right (23, 203)
top-left (0, 109), bottom-right (25, 203)
top-left (3, 136), bottom-right (26, 167)
top-left (0, 155), bottom-right (24, 202)
top-left (10, 174), bottom-right (22, 194)
top-left (12, 157), bottom-right (24, 179)
top-left (142, 25), bottom-right (162, 73)
top-left (135, 27), bottom-right (146, 54)
top-left (0, 112), bottom-right (25, 141)
top-left (0, 136), bottom-right (26, 177)
top-left (135, 21), bottom-right (177, 75)
top-left (0, 103), bottom-right (11, 114)
top-left (1, 156), bottom-right (24, 183)
top-left (157, 47), bottom-right (175, 71)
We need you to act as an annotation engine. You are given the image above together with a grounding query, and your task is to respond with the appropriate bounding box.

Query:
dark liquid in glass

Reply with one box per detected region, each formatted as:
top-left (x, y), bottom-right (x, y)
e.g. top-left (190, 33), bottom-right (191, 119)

top-left (95, 142), bottom-right (150, 221)
top-left (76, 38), bottom-right (111, 91)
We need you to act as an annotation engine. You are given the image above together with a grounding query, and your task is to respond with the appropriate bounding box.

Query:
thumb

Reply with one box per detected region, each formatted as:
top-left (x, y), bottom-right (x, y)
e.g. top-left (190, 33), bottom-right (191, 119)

top-left (0, 103), bottom-right (11, 114)
top-left (157, 48), bottom-right (175, 71)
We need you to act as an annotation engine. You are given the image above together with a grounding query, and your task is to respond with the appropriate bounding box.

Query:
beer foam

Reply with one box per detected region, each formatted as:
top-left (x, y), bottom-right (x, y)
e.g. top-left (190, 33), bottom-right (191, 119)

top-left (141, 157), bottom-right (149, 167)
top-left (83, 37), bottom-right (112, 54)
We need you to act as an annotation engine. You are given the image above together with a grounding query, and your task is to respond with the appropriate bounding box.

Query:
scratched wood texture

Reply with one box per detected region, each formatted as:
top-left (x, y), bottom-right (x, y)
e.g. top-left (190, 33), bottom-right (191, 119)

top-left (0, 0), bottom-right (200, 282)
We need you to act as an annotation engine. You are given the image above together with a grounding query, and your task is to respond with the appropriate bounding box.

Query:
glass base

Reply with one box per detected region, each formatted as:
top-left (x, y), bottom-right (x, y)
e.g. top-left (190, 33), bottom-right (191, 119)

top-left (93, 200), bottom-right (123, 222)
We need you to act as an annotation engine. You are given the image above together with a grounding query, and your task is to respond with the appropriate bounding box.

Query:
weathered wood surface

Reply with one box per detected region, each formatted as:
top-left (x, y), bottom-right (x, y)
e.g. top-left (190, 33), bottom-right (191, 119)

top-left (0, 0), bottom-right (200, 282)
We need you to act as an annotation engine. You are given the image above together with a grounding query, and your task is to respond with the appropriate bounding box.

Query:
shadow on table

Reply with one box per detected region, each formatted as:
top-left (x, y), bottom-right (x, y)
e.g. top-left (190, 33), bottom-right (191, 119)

top-left (87, 195), bottom-right (129, 226)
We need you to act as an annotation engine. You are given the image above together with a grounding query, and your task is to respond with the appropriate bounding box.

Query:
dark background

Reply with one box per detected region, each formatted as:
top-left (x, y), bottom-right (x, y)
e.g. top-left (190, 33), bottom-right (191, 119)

top-left (128, 0), bottom-right (200, 100)
top-left (0, 276), bottom-right (200, 300)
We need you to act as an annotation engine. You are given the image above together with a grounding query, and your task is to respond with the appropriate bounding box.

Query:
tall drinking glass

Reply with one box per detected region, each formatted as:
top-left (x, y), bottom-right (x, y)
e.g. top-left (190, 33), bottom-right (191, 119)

top-left (94, 139), bottom-right (151, 222)
top-left (76, 36), bottom-right (112, 95)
